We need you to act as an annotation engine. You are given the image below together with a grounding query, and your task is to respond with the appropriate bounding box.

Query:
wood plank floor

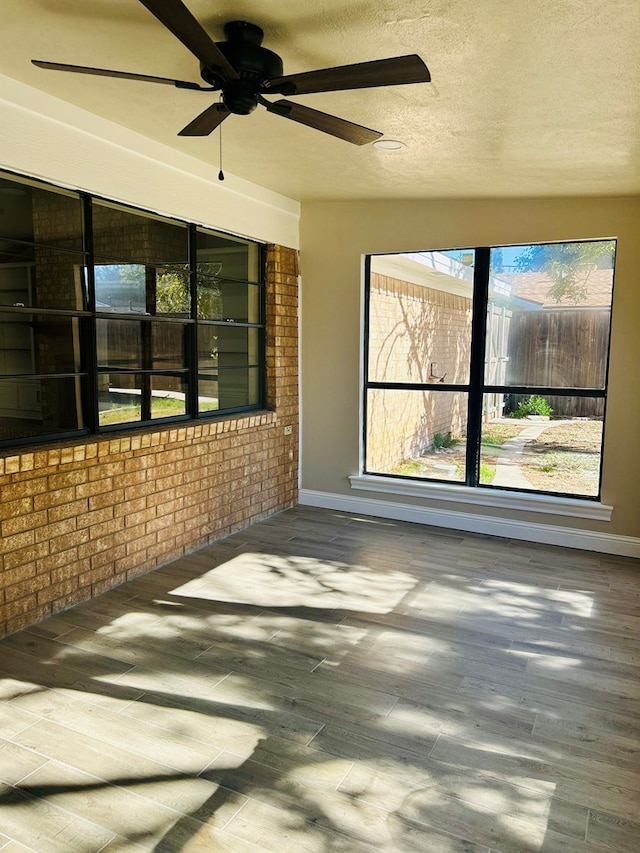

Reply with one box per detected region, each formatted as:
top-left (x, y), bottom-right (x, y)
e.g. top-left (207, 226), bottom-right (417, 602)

top-left (1, 505), bottom-right (639, 852)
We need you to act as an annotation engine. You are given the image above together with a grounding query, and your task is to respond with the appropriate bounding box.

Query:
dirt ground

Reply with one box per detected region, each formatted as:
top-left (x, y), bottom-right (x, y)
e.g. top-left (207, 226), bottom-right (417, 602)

top-left (520, 420), bottom-right (602, 495)
top-left (392, 419), bottom-right (603, 496)
top-left (526, 420), bottom-right (602, 454)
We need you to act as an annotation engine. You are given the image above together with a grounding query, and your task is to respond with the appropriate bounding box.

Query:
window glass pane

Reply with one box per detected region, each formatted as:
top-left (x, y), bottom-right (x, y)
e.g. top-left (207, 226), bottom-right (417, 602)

top-left (0, 243), bottom-right (87, 310)
top-left (196, 228), bottom-right (259, 282)
top-left (366, 388), bottom-right (468, 481)
top-left (487, 241), bottom-right (615, 389)
top-left (0, 171), bottom-right (268, 447)
top-left (369, 251), bottom-right (473, 384)
top-left (0, 313), bottom-right (82, 374)
top-left (92, 201), bottom-right (188, 265)
top-left (98, 373), bottom-right (187, 426)
top-left (197, 373), bottom-right (219, 413)
top-left (95, 263), bottom-right (146, 313)
top-left (198, 325), bottom-right (261, 411)
top-left (156, 264), bottom-right (191, 316)
top-left (0, 174), bottom-right (84, 250)
top-left (0, 376), bottom-right (84, 439)
top-left (96, 319), bottom-right (187, 370)
top-left (197, 277), bottom-right (260, 322)
top-left (480, 395), bottom-right (602, 496)
top-left (197, 325), bottom-right (260, 369)
top-left (95, 262), bottom-right (190, 315)
top-left (198, 366), bottom-right (261, 412)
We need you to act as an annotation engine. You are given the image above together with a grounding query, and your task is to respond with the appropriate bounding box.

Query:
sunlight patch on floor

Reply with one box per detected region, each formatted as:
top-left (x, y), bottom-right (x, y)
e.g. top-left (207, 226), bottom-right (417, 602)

top-left (0, 678), bottom-right (43, 701)
top-left (510, 650), bottom-right (583, 670)
top-left (170, 553), bottom-right (417, 613)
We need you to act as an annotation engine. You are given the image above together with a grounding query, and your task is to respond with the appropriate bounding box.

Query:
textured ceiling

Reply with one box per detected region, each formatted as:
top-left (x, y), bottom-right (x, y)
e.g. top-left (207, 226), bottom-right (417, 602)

top-left (2, 0), bottom-right (640, 202)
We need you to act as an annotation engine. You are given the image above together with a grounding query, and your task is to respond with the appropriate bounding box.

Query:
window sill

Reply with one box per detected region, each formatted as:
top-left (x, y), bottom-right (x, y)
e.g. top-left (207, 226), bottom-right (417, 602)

top-left (349, 474), bottom-right (613, 521)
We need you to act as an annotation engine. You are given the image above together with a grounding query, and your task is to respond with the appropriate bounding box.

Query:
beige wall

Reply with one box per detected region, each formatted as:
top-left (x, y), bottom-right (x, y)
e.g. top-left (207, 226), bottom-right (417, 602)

top-left (0, 73), bottom-right (300, 249)
top-left (300, 197), bottom-right (640, 539)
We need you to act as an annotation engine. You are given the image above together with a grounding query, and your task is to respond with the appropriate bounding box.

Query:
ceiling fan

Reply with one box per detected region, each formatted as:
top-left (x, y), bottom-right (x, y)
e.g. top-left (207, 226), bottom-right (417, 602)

top-left (32, 0), bottom-right (431, 145)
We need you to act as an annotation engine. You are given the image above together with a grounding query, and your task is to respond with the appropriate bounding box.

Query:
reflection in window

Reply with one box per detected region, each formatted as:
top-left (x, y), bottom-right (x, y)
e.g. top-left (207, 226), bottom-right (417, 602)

top-left (0, 376), bottom-right (85, 441)
top-left (197, 325), bottom-right (261, 411)
top-left (197, 278), bottom-right (260, 323)
top-left (0, 314), bottom-right (82, 374)
top-left (96, 319), bottom-right (187, 371)
top-left (92, 201), bottom-right (188, 266)
top-left (197, 367), bottom-right (261, 413)
top-left (0, 242), bottom-right (87, 311)
top-left (0, 174), bottom-right (84, 250)
top-left (196, 228), bottom-right (260, 282)
top-left (0, 170), bottom-right (266, 447)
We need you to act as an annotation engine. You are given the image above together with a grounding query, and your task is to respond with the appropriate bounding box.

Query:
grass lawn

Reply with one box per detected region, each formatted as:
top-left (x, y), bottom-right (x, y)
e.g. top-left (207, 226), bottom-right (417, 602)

top-left (99, 396), bottom-right (192, 426)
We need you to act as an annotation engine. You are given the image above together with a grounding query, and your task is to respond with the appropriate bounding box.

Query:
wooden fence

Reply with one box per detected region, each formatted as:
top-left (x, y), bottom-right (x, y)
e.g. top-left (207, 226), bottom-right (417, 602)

top-left (505, 309), bottom-right (609, 417)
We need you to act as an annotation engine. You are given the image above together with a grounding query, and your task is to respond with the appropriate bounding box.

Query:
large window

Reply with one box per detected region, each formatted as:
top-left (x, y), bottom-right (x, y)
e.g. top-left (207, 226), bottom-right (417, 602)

top-left (0, 171), bottom-right (265, 448)
top-left (364, 241), bottom-right (615, 499)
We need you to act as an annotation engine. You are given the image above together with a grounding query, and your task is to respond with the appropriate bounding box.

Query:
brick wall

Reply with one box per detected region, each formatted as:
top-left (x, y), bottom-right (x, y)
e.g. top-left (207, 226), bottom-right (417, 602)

top-left (0, 244), bottom-right (299, 637)
top-left (367, 273), bottom-right (471, 472)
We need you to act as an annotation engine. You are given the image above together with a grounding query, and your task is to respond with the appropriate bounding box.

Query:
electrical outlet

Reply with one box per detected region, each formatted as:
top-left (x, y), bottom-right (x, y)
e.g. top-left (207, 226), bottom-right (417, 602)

top-left (284, 425), bottom-right (293, 435)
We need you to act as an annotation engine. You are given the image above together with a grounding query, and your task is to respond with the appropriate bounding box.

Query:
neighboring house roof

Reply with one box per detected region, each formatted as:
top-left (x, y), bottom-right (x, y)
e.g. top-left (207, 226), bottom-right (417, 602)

top-left (370, 255), bottom-right (615, 310)
top-left (498, 269), bottom-right (613, 308)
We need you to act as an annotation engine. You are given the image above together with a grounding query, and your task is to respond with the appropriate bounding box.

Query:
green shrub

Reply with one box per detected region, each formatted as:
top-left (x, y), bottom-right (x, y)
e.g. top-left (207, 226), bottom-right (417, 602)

top-left (510, 395), bottom-right (553, 419)
top-left (433, 432), bottom-right (456, 449)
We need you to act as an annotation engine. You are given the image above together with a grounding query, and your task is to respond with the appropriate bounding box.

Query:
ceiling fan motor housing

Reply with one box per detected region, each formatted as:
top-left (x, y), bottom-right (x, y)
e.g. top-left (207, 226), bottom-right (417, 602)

top-left (200, 21), bottom-right (284, 114)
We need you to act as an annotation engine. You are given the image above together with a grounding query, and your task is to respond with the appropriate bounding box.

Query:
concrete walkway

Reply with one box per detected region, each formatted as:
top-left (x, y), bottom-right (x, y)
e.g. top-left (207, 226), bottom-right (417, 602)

top-left (491, 419), bottom-right (570, 488)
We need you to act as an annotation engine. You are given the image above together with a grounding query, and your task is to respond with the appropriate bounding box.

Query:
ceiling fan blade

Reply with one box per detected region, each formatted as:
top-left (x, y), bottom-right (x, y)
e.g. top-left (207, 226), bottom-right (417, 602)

top-left (139, 0), bottom-right (238, 79)
top-left (266, 54), bottom-right (430, 96)
top-left (31, 59), bottom-right (208, 90)
top-left (265, 100), bottom-right (382, 145)
top-left (178, 102), bottom-right (230, 136)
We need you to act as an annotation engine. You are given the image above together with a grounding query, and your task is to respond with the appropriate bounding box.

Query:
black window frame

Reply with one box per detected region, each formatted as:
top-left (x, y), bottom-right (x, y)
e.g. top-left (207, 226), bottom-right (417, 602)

top-left (363, 241), bottom-right (616, 501)
top-left (0, 169), bottom-right (266, 450)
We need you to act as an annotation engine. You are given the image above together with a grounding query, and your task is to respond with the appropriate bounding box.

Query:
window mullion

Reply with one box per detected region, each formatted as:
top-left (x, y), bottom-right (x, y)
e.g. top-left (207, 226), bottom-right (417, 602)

top-left (83, 193), bottom-right (99, 434)
top-left (258, 244), bottom-right (267, 408)
top-left (362, 254), bottom-right (373, 471)
top-left (187, 223), bottom-right (198, 418)
top-left (466, 247), bottom-right (491, 487)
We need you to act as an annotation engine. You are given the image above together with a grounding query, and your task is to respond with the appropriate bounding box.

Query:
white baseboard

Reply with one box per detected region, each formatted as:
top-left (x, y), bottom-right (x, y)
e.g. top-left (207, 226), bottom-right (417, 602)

top-left (298, 489), bottom-right (640, 558)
